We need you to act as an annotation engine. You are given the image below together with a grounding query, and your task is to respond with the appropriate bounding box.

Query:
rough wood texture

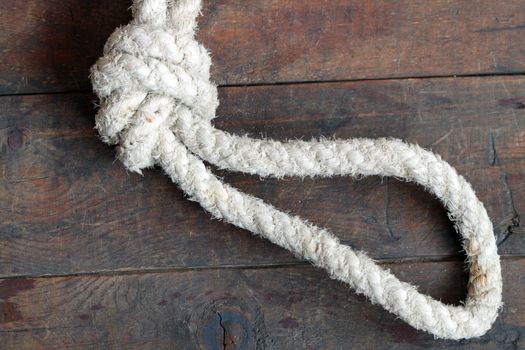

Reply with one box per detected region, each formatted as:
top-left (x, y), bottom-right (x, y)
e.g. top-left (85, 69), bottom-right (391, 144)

top-left (0, 259), bottom-right (524, 349)
top-left (1, 0), bottom-right (525, 348)
top-left (1, 76), bottom-right (523, 277)
top-left (1, 0), bottom-right (525, 94)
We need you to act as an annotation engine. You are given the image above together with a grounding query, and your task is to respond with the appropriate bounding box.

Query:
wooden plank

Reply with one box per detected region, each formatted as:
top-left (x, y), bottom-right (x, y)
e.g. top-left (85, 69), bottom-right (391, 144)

top-left (1, 76), bottom-right (523, 277)
top-left (2, 0), bottom-right (525, 94)
top-left (0, 0), bottom-right (130, 94)
top-left (0, 258), bottom-right (523, 349)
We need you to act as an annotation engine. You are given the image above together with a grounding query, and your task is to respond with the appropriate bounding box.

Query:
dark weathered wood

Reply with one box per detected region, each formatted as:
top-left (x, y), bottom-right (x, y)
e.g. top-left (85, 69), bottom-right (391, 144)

top-left (0, 258), bottom-right (523, 349)
top-left (2, 1), bottom-right (524, 348)
top-left (1, 76), bottom-right (523, 277)
top-left (0, 0), bottom-right (130, 94)
top-left (2, 0), bottom-right (525, 94)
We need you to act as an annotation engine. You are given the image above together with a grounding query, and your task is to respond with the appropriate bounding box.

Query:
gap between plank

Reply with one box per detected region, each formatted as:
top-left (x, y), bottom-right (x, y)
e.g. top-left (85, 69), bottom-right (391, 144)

top-left (0, 254), bottom-right (522, 281)
top-left (1, 72), bottom-right (525, 98)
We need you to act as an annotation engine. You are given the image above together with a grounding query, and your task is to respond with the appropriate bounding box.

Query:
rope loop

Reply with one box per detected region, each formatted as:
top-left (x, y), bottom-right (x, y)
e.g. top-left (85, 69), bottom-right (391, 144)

top-left (91, 0), bottom-right (502, 339)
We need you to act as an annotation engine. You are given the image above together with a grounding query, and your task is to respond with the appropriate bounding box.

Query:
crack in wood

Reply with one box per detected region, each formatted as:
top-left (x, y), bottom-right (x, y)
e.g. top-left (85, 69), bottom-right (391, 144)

top-left (488, 132), bottom-right (500, 166)
top-left (384, 179), bottom-right (399, 241)
top-left (497, 173), bottom-right (521, 246)
top-left (475, 23), bottom-right (525, 33)
top-left (217, 312), bottom-right (228, 350)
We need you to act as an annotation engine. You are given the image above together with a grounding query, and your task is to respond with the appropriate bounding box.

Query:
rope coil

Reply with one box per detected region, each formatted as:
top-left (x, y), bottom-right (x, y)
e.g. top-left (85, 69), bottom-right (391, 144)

top-left (91, 0), bottom-right (502, 339)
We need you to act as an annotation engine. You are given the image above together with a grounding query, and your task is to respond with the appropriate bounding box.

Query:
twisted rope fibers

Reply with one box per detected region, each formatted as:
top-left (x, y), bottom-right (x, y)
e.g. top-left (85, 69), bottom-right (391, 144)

top-left (91, 0), bottom-right (502, 339)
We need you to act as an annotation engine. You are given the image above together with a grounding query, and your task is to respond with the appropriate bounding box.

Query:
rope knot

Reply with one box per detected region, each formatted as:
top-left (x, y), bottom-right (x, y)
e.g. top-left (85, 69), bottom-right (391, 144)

top-left (90, 0), bottom-right (218, 172)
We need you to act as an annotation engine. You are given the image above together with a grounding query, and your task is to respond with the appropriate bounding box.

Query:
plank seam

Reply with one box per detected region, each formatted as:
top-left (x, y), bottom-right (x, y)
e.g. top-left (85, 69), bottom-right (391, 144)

top-left (2, 72), bottom-right (525, 98)
top-left (1, 254), bottom-right (522, 281)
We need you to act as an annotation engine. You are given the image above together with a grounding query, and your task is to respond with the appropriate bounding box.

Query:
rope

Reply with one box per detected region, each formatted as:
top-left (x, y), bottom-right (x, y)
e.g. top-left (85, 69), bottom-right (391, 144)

top-left (90, 0), bottom-right (502, 339)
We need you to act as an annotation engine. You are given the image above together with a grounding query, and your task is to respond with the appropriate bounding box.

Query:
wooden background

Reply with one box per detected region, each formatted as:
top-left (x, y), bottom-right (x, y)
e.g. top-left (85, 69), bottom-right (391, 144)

top-left (1, 0), bottom-right (524, 349)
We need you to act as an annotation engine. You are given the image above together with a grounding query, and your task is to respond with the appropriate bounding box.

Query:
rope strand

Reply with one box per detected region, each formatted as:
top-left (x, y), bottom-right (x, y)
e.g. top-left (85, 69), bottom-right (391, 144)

top-left (91, 0), bottom-right (502, 339)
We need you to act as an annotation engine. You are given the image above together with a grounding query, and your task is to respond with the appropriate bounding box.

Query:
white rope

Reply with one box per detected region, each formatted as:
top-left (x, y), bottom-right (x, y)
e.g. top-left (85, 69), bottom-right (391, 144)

top-left (91, 0), bottom-right (502, 339)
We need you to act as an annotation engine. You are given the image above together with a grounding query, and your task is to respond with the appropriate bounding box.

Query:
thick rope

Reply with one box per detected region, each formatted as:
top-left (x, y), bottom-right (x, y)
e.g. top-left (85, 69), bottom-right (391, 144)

top-left (91, 0), bottom-right (502, 339)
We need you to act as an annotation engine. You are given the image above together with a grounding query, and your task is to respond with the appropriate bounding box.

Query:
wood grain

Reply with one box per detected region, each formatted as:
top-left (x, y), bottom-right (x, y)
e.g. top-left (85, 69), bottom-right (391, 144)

top-left (0, 258), bottom-right (523, 349)
top-left (1, 0), bottom-right (525, 94)
top-left (2, 1), bottom-right (525, 347)
top-left (1, 76), bottom-right (523, 277)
